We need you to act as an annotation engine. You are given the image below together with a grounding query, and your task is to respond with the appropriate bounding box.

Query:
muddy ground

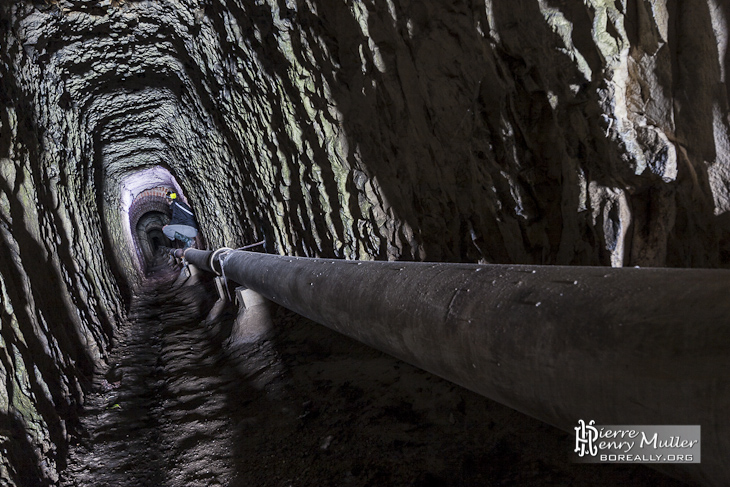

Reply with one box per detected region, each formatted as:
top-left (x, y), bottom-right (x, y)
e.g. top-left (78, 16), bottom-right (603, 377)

top-left (59, 258), bottom-right (686, 487)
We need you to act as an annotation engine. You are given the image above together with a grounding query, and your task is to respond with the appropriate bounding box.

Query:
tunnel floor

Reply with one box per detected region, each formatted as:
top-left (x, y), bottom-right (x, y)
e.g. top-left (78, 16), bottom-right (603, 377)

top-left (59, 257), bottom-right (686, 487)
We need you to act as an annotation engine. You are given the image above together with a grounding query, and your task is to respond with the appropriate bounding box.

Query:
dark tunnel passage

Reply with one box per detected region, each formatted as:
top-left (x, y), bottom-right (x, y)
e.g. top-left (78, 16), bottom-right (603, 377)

top-left (135, 212), bottom-right (171, 262)
top-left (1, 1), bottom-right (730, 486)
top-left (149, 232), bottom-right (166, 252)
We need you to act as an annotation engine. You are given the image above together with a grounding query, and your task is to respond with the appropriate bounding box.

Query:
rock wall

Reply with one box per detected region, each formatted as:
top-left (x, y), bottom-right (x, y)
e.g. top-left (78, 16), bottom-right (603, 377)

top-left (0, 12), bottom-right (125, 484)
top-left (2, 0), bottom-right (730, 484)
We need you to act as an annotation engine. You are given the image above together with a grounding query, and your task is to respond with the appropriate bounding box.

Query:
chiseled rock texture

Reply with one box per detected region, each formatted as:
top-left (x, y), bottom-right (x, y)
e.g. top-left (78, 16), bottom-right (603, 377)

top-left (1, 0), bottom-right (730, 485)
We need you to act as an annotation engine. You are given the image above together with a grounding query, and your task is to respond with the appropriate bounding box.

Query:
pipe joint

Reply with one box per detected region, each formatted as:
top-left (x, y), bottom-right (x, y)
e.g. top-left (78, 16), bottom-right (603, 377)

top-left (210, 247), bottom-right (234, 275)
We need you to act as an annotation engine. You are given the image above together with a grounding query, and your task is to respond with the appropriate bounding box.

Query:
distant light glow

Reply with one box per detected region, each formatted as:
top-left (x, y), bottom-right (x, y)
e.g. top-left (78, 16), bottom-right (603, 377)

top-left (119, 166), bottom-right (187, 273)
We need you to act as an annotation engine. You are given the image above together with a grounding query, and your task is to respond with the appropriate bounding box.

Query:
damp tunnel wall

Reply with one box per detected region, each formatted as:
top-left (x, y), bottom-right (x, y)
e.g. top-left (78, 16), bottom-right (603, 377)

top-left (2, 0), bottom-right (730, 485)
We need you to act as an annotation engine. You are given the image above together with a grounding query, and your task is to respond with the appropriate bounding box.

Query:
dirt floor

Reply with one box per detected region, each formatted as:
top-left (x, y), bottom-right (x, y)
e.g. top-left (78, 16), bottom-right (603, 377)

top-left (59, 257), bottom-right (688, 487)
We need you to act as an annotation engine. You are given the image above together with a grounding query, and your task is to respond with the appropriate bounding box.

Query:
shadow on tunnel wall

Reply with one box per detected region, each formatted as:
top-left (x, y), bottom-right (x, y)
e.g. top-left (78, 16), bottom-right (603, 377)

top-left (212, 0), bottom-right (726, 267)
top-left (0, 413), bottom-right (47, 486)
top-left (0, 196), bottom-right (91, 486)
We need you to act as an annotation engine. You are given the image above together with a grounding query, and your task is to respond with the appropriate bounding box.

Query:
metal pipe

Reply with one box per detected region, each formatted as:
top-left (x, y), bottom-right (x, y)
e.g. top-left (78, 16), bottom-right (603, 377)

top-left (160, 246), bottom-right (184, 259)
top-left (184, 247), bottom-right (231, 274)
top-left (224, 252), bottom-right (730, 484)
top-left (182, 248), bottom-right (215, 273)
top-left (200, 249), bottom-right (728, 485)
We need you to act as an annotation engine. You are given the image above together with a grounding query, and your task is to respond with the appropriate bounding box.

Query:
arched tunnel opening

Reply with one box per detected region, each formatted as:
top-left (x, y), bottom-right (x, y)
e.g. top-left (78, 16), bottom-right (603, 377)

top-left (125, 177), bottom-right (200, 273)
top-left (1, 1), bottom-right (729, 487)
top-left (135, 211), bottom-right (170, 261)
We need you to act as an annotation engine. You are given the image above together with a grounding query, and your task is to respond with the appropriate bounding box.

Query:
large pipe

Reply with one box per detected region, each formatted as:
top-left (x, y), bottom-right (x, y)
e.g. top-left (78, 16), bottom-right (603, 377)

top-left (184, 247), bottom-right (231, 273)
top-left (193, 249), bottom-right (729, 485)
top-left (183, 248), bottom-right (214, 272)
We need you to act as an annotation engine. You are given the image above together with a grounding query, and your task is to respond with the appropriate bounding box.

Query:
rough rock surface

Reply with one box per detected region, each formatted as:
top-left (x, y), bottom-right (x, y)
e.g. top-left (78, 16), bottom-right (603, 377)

top-left (1, 0), bottom-right (729, 485)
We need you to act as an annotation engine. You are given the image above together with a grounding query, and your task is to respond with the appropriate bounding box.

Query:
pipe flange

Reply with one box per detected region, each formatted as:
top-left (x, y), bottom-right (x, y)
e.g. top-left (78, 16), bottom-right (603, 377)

top-left (210, 247), bottom-right (234, 276)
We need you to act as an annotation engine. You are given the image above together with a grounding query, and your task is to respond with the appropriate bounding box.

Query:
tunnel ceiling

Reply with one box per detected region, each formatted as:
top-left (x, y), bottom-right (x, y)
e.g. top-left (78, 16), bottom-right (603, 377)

top-left (6, 0), bottom-right (730, 270)
top-left (2, 0), bottom-right (730, 484)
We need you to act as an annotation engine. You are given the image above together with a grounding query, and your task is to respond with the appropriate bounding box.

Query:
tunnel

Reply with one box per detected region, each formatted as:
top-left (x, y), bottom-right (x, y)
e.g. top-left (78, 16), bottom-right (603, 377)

top-left (1, 1), bottom-right (729, 486)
